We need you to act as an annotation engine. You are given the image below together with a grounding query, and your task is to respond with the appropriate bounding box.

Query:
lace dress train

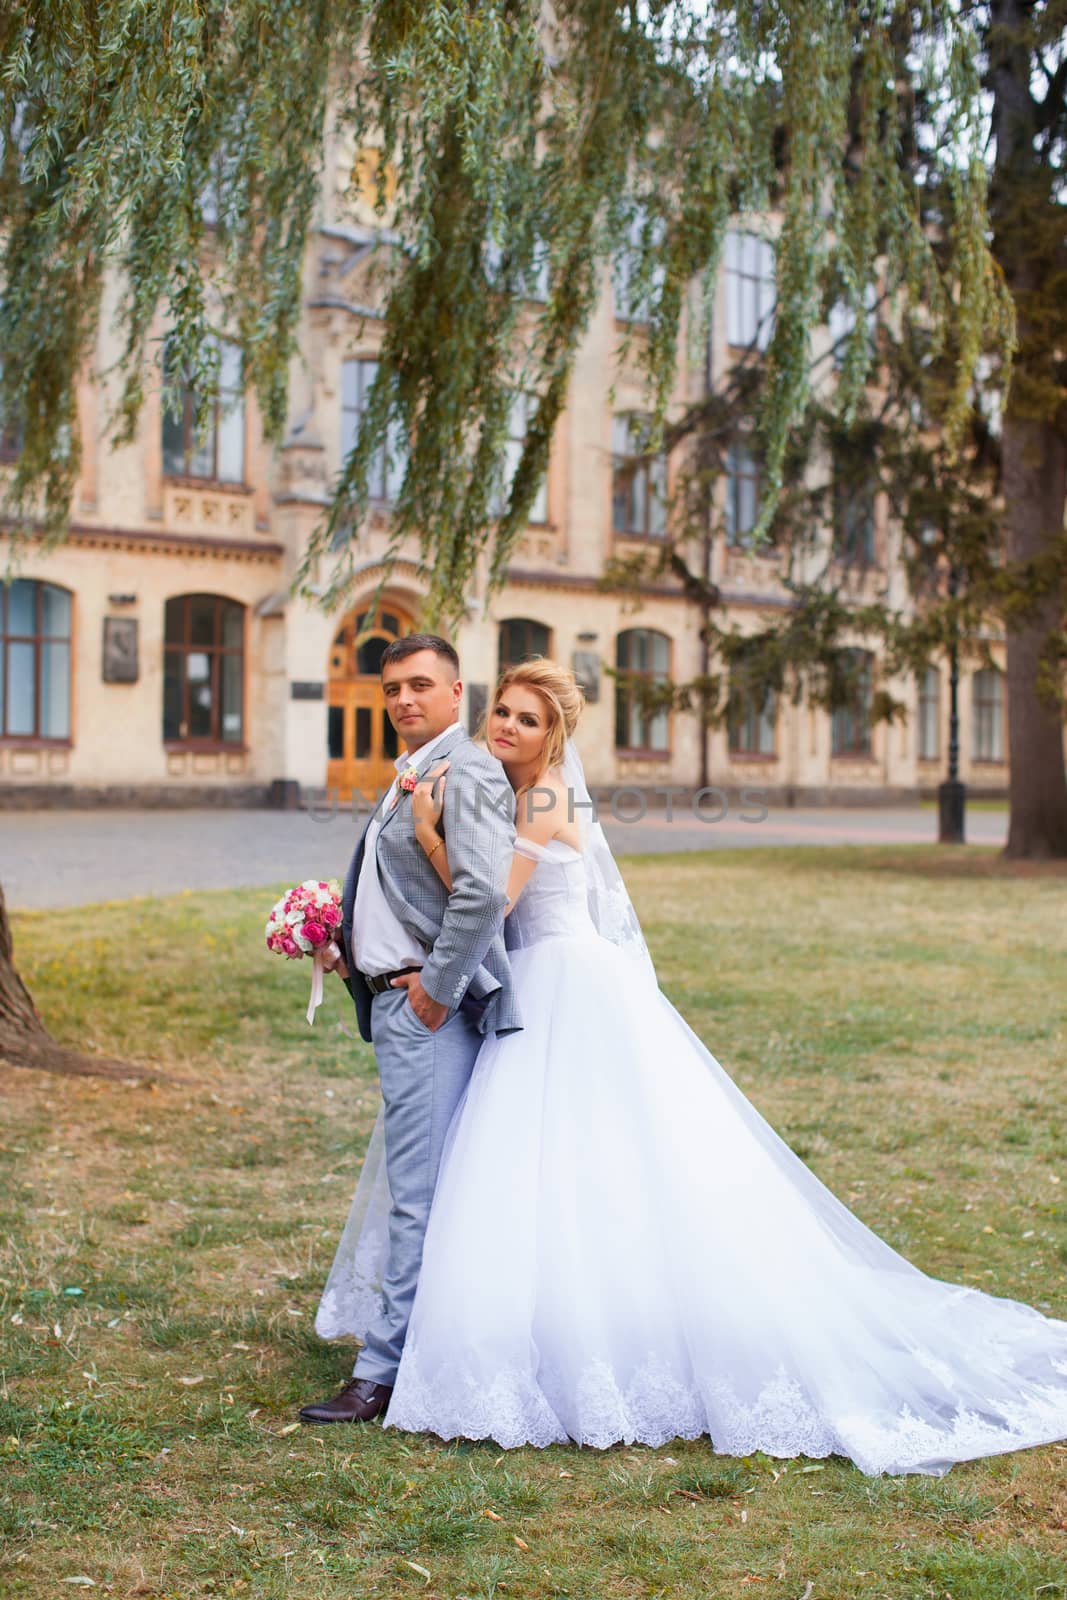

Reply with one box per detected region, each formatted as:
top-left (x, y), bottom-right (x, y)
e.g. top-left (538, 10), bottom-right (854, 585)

top-left (316, 839), bottom-right (1067, 1475)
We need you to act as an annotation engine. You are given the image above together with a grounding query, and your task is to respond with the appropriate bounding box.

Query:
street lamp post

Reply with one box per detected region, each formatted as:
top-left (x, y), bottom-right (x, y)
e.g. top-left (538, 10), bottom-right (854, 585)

top-left (938, 564), bottom-right (966, 843)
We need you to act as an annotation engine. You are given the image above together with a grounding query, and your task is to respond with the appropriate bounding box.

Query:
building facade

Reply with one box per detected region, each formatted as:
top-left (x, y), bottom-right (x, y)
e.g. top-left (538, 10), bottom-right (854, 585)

top-left (0, 119), bottom-right (1016, 808)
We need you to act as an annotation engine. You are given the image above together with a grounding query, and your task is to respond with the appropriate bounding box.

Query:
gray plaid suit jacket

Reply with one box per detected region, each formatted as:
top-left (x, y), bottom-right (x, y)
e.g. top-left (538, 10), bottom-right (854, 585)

top-left (340, 725), bottom-right (522, 1044)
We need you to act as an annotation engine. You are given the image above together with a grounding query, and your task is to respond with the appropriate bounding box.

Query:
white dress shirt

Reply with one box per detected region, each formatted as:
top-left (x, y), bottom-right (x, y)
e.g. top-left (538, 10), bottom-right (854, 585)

top-left (352, 721), bottom-right (462, 979)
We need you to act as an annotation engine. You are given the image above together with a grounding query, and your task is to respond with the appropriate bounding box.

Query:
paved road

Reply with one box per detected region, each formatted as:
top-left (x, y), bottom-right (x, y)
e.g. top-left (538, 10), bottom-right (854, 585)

top-left (0, 800), bottom-right (1008, 911)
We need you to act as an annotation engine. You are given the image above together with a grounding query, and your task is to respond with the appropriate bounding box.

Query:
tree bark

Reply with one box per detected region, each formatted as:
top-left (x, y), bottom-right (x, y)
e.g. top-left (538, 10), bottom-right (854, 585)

top-left (989, 0), bottom-right (1067, 859)
top-left (1001, 418), bottom-right (1067, 858)
top-left (0, 882), bottom-right (140, 1079)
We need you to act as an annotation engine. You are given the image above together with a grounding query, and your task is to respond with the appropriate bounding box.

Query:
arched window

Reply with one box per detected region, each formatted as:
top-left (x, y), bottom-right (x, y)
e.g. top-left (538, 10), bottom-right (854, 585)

top-left (163, 594), bottom-right (245, 745)
top-left (615, 629), bottom-right (670, 753)
top-left (0, 579), bottom-right (71, 740)
top-left (831, 649), bottom-right (874, 756)
top-left (498, 618), bottom-right (551, 672)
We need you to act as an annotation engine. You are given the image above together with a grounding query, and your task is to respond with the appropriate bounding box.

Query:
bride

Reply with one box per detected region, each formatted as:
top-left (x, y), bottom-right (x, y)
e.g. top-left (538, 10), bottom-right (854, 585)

top-left (315, 657), bottom-right (1067, 1475)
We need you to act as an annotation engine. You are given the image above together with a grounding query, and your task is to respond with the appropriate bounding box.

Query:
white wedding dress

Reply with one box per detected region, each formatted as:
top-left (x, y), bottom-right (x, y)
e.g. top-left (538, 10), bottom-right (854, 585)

top-left (316, 832), bottom-right (1067, 1476)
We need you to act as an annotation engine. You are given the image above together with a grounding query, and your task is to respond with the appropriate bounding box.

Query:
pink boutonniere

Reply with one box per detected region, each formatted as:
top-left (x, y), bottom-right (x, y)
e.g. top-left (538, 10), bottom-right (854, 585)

top-left (398, 764), bottom-right (419, 794)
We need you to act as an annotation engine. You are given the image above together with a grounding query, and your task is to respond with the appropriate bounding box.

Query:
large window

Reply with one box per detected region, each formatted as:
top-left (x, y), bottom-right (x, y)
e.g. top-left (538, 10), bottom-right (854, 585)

top-left (162, 336), bottom-right (245, 483)
top-left (498, 618), bottom-right (551, 671)
top-left (163, 594), bottom-right (245, 746)
top-left (484, 232), bottom-right (550, 302)
top-left (831, 650), bottom-right (874, 757)
top-left (724, 230), bottom-right (776, 351)
top-left (615, 628), bottom-right (670, 753)
top-left (198, 145), bottom-right (239, 229)
top-left (493, 390), bottom-right (549, 524)
top-left (918, 665), bottom-right (940, 761)
top-left (724, 441), bottom-right (761, 548)
top-left (340, 358), bottom-right (408, 503)
top-left (832, 448), bottom-right (876, 565)
top-left (613, 208), bottom-right (665, 323)
top-left (612, 414), bottom-right (667, 539)
top-left (828, 282), bottom-right (878, 368)
top-left (0, 579), bottom-right (71, 740)
top-left (973, 668), bottom-right (1005, 762)
top-left (728, 677), bottom-right (776, 757)
top-left (0, 359), bottom-right (21, 460)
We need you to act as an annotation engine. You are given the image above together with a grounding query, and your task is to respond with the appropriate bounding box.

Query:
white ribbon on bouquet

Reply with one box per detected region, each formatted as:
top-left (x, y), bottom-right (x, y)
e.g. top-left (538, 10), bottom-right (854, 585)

top-left (307, 940), bottom-right (342, 1026)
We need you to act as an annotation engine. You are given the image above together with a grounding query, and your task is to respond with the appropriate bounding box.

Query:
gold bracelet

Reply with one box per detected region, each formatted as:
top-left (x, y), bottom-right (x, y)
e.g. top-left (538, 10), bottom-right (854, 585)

top-left (424, 836), bottom-right (443, 861)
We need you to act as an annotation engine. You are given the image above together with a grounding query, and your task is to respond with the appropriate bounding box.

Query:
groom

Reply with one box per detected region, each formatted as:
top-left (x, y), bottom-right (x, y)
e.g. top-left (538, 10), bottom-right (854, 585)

top-left (299, 633), bottom-right (520, 1425)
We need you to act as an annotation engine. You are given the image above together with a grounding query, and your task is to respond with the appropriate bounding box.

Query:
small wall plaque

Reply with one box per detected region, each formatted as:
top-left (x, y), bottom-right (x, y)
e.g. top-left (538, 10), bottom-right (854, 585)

top-left (466, 681), bottom-right (488, 736)
top-left (572, 649), bottom-right (600, 704)
top-left (291, 681), bottom-right (325, 701)
top-left (102, 616), bottom-right (139, 683)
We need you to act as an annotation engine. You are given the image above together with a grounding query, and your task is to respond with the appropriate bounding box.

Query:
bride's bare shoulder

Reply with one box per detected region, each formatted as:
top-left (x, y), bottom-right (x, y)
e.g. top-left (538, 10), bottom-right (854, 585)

top-left (531, 768), bottom-right (583, 850)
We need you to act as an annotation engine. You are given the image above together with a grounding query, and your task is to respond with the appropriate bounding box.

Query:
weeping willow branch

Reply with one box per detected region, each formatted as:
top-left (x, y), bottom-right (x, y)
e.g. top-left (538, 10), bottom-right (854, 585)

top-left (1, 1), bottom-right (1013, 626)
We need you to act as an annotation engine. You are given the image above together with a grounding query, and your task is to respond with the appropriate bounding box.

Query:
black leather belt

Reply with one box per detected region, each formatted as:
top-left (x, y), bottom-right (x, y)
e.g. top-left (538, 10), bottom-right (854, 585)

top-left (361, 964), bottom-right (423, 996)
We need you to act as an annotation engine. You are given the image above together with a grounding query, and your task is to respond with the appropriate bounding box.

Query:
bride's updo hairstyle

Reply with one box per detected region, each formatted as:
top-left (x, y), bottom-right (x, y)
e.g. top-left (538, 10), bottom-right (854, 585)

top-left (488, 657), bottom-right (584, 776)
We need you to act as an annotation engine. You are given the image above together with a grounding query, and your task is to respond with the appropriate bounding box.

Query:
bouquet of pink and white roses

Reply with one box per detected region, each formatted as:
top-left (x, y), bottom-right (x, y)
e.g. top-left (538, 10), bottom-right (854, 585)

top-left (265, 878), bottom-right (344, 1025)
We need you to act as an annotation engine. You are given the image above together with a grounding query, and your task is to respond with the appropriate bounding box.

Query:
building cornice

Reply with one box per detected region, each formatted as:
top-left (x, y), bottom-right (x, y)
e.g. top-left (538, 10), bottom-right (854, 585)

top-left (64, 522), bottom-right (285, 563)
top-left (307, 296), bottom-right (384, 320)
top-left (717, 588), bottom-right (794, 611)
top-left (503, 567), bottom-right (795, 612)
top-left (504, 567), bottom-right (688, 599)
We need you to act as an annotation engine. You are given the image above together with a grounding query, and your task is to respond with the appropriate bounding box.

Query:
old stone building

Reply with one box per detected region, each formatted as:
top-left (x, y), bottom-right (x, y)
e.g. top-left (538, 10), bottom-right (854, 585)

top-left (0, 117), bottom-right (1012, 808)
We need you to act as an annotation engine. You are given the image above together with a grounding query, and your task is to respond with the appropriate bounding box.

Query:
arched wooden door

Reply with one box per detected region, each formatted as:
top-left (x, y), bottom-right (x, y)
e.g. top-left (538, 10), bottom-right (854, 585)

top-left (326, 601), bottom-right (417, 799)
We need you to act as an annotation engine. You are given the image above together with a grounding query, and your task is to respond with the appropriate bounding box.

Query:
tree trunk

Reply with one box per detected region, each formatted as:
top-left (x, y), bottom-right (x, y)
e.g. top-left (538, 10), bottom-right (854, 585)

top-left (989, 0), bottom-right (1067, 860)
top-left (1002, 419), bottom-right (1067, 858)
top-left (0, 882), bottom-right (139, 1079)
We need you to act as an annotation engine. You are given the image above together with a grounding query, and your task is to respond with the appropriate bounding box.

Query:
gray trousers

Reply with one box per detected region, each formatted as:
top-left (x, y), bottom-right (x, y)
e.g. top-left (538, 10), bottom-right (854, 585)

top-left (352, 986), bottom-right (481, 1385)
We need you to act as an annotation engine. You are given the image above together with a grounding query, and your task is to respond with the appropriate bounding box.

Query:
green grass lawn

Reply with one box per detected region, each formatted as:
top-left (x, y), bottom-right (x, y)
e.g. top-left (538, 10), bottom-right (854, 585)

top-left (918, 799), bottom-right (1009, 813)
top-left (2, 846), bottom-right (1067, 1600)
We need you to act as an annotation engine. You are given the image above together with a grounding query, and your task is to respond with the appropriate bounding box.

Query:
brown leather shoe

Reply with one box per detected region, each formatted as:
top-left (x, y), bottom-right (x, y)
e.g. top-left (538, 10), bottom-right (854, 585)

top-left (298, 1377), bottom-right (393, 1425)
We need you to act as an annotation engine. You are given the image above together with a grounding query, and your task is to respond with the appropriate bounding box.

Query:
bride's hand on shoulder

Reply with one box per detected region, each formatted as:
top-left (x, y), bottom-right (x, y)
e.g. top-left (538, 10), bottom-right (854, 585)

top-left (411, 761), bottom-right (449, 831)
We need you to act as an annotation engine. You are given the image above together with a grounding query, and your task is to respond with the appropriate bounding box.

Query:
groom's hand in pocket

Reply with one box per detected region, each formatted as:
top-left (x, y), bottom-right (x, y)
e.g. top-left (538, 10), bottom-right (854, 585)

top-left (392, 970), bottom-right (448, 1032)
